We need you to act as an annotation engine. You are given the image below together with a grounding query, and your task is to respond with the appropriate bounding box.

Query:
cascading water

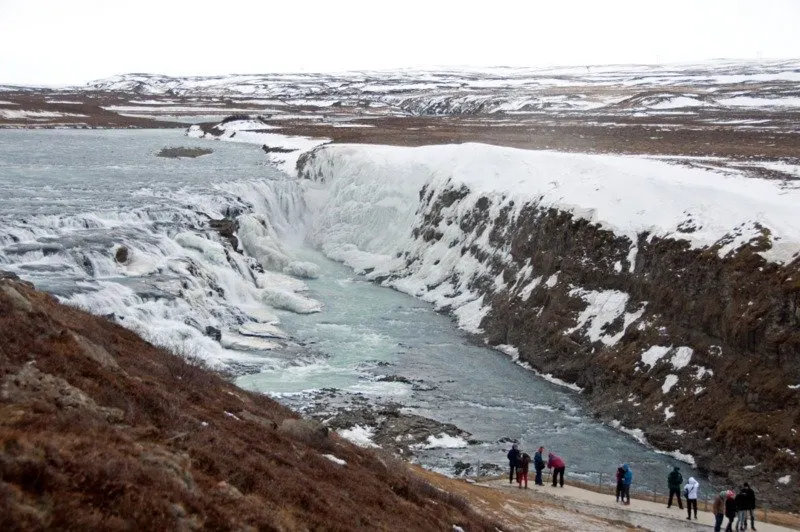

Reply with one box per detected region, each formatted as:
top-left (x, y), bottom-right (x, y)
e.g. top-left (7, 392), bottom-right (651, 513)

top-left (0, 128), bottom-right (709, 494)
top-left (0, 129), bottom-right (320, 369)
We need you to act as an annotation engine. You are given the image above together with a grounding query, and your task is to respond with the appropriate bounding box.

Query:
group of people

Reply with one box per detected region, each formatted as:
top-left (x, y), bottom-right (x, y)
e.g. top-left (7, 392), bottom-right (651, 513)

top-left (507, 446), bottom-right (759, 530)
top-left (712, 484), bottom-right (758, 532)
top-left (506, 443), bottom-right (565, 489)
top-left (662, 466), bottom-right (757, 530)
top-left (614, 464), bottom-right (634, 504)
top-left (660, 466), bottom-right (701, 520)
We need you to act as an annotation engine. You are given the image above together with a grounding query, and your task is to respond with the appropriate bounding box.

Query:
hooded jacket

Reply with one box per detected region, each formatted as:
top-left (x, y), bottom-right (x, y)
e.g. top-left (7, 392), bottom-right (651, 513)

top-left (683, 477), bottom-right (699, 500)
top-left (519, 453), bottom-right (531, 473)
top-left (712, 493), bottom-right (725, 515)
top-left (667, 467), bottom-right (683, 490)
top-left (622, 464), bottom-right (633, 486)
top-left (547, 452), bottom-right (565, 469)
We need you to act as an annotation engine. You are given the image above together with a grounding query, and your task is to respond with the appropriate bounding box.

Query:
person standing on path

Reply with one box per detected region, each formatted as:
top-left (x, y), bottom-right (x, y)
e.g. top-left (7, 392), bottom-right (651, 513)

top-left (713, 491), bottom-right (726, 532)
top-left (507, 443), bottom-right (521, 484)
top-left (621, 463), bottom-right (633, 504)
top-left (533, 447), bottom-right (546, 486)
top-left (725, 489), bottom-right (738, 532)
top-left (518, 451), bottom-right (531, 489)
top-left (667, 466), bottom-right (684, 509)
top-left (547, 452), bottom-right (566, 487)
top-left (742, 483), bottom-right (757, 531)
top-left (615, 465), bottom-right (625, 503)
top-left (684, 477), bottom-right (700, 520)
top-left (735, 486), bottom-right (750, 531)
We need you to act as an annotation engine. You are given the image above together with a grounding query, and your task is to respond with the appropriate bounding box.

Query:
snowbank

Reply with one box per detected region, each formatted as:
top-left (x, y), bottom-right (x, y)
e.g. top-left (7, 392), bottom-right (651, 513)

top-left (292, 142), bottom-right (800, 347)
top-left (300, 143), bottom-right (800, 269)
top-left (338, 424), bottom-right (379, 448)
top-left (412, 433), bottom-right (469, 450)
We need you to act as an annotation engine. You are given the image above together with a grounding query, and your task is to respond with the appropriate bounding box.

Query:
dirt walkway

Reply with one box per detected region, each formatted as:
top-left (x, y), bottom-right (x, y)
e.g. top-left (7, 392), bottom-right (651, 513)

top-left (479, 478), bottom-right (798, 531)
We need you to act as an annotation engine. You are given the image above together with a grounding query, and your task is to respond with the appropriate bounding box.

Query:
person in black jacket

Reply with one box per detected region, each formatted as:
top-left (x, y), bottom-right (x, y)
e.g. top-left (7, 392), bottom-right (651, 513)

top-left (507, 443), bottom-right (520, 484)
top-left (615, 465), bottom-right (625, 503)
top-left (742, 483), bottom-right (757, 531)
top-left (724, 490), bottom-right (737, 532)
top-left (667, 466), bottom-right (683, 509)
top-left (735, 487), bottom-right (749, 531)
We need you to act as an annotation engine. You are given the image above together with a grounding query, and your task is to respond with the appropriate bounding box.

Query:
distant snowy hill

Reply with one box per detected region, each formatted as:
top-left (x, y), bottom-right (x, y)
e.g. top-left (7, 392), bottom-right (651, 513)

top-left (85, 60), bottom-right (800, 115)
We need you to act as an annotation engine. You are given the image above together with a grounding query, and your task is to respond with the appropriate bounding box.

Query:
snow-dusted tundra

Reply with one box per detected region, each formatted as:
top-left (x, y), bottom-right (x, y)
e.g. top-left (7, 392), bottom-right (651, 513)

top-left (193, 118), bottom-right (800, 507)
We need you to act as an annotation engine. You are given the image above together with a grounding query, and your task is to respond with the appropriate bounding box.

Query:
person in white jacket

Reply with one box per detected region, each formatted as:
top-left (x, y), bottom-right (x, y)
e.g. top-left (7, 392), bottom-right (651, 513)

top-left (684, 477), bottom-right (700, 520)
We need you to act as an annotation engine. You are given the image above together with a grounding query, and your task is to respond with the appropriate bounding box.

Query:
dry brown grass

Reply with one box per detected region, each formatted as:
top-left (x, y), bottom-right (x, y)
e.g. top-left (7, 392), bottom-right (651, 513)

top-left (0, 278), bottom-right (499, 531)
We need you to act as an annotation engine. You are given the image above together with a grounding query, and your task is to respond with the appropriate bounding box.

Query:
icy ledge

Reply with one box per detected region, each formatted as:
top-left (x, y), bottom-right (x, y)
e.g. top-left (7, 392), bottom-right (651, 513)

top-left (299, 142), bottom-right (800, 268)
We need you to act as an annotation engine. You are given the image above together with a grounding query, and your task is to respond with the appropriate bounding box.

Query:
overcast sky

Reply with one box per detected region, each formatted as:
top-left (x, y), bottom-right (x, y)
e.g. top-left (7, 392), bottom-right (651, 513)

top-left (1, 0), bottom-right (799, 85)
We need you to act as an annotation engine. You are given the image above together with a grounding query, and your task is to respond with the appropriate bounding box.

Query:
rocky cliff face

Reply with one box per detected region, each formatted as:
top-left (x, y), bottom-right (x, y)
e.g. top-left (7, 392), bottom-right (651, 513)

top-left (405, 183), bottom-right (800, 508)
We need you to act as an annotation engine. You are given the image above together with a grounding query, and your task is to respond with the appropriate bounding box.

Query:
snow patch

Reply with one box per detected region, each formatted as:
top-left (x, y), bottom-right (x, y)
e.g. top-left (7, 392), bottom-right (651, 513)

top-left (413, 433), bottom-right (469, 450)
top-left (566, 288), bottom-right (643, 346)
top-left (695, 366), bottom-right (714, 380)
top-left (452, 297), bottom-right (489, 334)
top-left (0, 109), bottom-right (86, 119)
top-left (221, 333), bottom-right (281, 351)
top-left (670, 346), bottom-right (693, 370)
top-left (338, 425), bottom-right (379, 448)
top-left (609, 420), bottom-right (696, 466)
top-left (659, 449), bottom-right (696, 467)
top-left (641, 345), bottom-right (671, 369)
top-left (518, 276), bottom-right (542, 301)
top-left (322, 454), bottom-right (347, 466)
top-left (238, 322), bottom-right (289, 339)
top-left (777, 475), bottom-right (791, 485)
top-left (662, 374), bottom-right (679, 394)
top-left (283, 261), bottom-right (321, 279)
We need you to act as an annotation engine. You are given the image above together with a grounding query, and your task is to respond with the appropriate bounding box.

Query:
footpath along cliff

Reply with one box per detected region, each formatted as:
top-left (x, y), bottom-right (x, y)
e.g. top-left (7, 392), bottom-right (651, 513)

top-left (296, 142), bottom-right (800, 509)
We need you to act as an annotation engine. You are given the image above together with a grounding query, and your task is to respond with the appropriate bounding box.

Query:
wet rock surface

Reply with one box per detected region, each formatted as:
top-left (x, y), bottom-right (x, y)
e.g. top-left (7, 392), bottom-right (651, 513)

top-left (300, 389), bottom-right (477, 462)
top-left (156, 147), bottom-right (213, 158)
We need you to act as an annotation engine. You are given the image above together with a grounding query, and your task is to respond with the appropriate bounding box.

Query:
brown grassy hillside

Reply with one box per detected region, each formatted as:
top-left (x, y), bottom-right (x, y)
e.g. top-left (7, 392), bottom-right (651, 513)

top-left (0, 273), bottom-right (498, 531)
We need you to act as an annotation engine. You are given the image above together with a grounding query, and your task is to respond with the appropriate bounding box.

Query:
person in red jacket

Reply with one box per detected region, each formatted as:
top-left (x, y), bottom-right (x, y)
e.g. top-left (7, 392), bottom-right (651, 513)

top-left (547, 452), bottom-right (566, 487)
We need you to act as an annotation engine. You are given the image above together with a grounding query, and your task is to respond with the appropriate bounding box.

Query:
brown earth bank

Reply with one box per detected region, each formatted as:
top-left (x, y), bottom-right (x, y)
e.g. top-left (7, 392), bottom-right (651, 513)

top-left (393, 183), bottom-right (800, 510)
top-left (0, 273), bottom-right (500, 531)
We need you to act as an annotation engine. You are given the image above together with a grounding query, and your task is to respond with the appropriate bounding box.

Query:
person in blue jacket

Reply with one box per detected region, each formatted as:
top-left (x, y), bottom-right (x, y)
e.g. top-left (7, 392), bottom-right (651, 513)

top-left (533, 446), bottom-right (546, 486)
top-left (621, 463), bottom-right (633, 505)
top-left (507, 443), bottom-right (521, 484)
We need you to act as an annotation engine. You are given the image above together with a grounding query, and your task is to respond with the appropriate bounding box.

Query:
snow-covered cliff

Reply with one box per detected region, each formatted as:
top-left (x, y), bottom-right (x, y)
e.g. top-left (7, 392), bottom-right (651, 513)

top-left (295, 142), bottom-right (800, 506)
